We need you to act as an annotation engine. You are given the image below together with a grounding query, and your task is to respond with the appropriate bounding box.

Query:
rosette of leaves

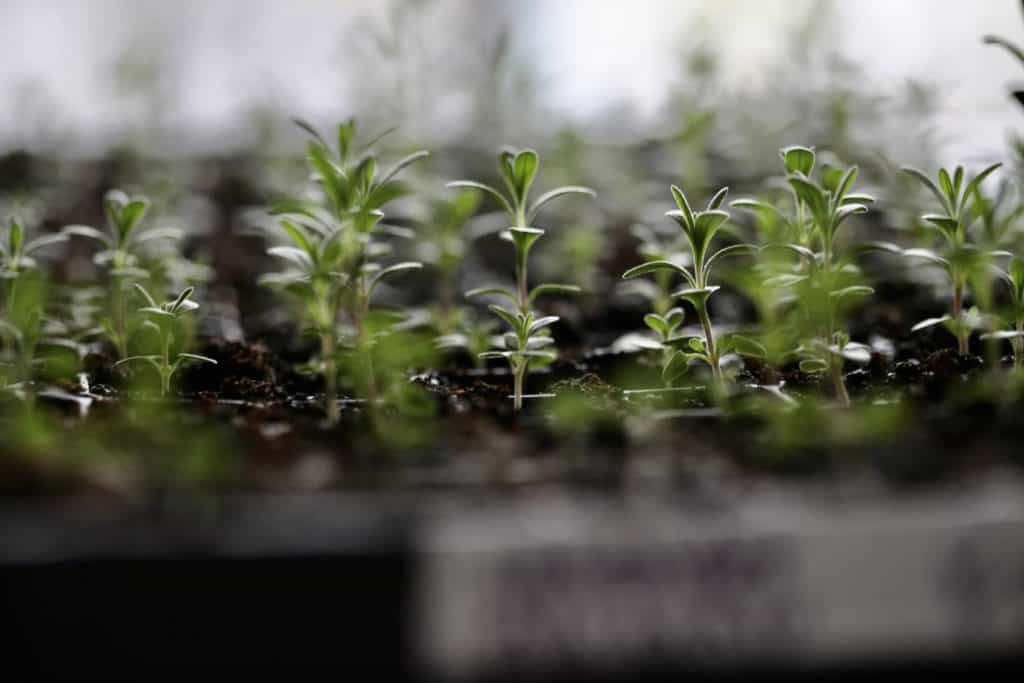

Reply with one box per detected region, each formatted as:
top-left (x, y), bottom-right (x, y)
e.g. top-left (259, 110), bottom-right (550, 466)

top-left (772, 149), bottom-right (875, 404)
top-left (450, 147), bottom-right (595, 411)
top-left (115, 285), bottom-right (215, 395)
top-left (983, 255), bottom-right (1024, 368)
top-left (260, 119), bottom-right (428, 422)
top-left (901, 163), bottom-right (1003, 354)
top-left (622, 185), bottom-right (761, 389)
top-left (62, 189), bottom-right (183, 358)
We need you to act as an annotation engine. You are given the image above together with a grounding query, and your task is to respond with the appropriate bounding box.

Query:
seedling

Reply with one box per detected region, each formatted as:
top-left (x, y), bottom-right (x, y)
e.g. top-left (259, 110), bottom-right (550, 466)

top-left (418, 188), bottom-right (482, 333)
top-left (261, 118), bottom-right (428, 421)
top-left (732, 146), bottom-right (858, 248)
top-left (623, 185), bottom-right (761, 389)
top-left (971, 179), bottom-right (1024, 249)
top-left (620, 222), bottom-right (689, 316)
top-left (435, 317), bottom-right (498, 368)
top-left (115, 284), bottom-right (215, 395)
top-left (1, 218), bottom-right (67, 390)
top-left (1, 218), bottom-right (68, 284)
top-left (450, 147), bottom-right (594, 410)
top-left (983, 256), bottom-right (1024, 368)
top-left (761, 147), bottom-right (875, 404)
top-left (62, 189), bottom-right (183, 358)
top-left (782, 151), bottom-right (872, 403)
top-left (901, 163), bottom-right (1002, 353)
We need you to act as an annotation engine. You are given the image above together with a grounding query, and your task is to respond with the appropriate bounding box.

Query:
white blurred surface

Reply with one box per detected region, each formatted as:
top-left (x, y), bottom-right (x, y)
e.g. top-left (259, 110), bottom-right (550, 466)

top-left (1, 0), bottom-right (1022, 159)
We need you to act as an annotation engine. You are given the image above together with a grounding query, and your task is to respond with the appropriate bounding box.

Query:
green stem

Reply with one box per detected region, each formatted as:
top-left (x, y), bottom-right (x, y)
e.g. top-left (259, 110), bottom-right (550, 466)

top-left (513, 361), bottom-right (525, 412)
top-left (952, 280), bottom-right (967, 354)
top-left (830, 353), bottom-right (850, 406)
top-left (322, 330), bottom-right (339, 424)
top-left (161, 331), bottom-right (171, 396)
top-left (112, 276), bottom-right (128, 358)
top-left (697, 301), bottom-right (722, 388)
top-left (1015, 318), bottom-right (1023, 370)
top-left (353, 283), bottom-right (378, 405)
top-left (825, 277), bottom-right (850, 407)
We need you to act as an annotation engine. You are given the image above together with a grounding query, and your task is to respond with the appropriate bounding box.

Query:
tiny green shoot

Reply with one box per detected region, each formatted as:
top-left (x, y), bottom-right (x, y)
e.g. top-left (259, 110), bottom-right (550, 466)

top-left (115, 284), bottom-right (215, 395)
top-left (901, 162), bottom-right (1002, 353)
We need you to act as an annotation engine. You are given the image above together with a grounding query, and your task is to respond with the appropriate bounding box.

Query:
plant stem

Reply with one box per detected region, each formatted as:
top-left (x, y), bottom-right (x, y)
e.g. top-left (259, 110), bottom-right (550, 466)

top-left (160, 331), bottom-right (171, 396)
top-left (438, 277), bottom-right (454, 335)
top-left (825, 287), bottom-right (850, 407)
top-left (321, 331), bottom-right (338, 424)
top-left (697, 301), bottom-right (722, 388)
top-left (353, 285), bottom-right (378, 405)
top-left (112, 276), bottom-right (128, 358)
top-left (513, 362), bottom-right (525, 412)
top-left (512, 225), bottom-right (531, 412)
top-left (952, 281), bottom-right (967, 354)
top-left (1016, 318), bottom-right (1023, 370)
top-left (830, 354), bottom-right (850, 406)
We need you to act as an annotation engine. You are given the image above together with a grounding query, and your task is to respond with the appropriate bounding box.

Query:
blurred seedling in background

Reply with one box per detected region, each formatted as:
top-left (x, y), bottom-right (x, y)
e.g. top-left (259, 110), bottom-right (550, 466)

top-left (776, 146), bottom-right (875, 405)
top-left (970, 178), bottom-right (1024, 250)
top-left (417, 188), bottom-right (482, 334)
top-left (623, 185), bottom-right (762, 391)
top-left (260, 118), bottom-right (428, 422)
top-left (451, 147), bottom-right (594, 411)
top-left (62, 189), bottom-right (183, 359)
top-left (116, 285), bottom-right (215, 396)
top-left (732, 146), bottom-right (849, 248)
top-left (983, 256), bottom-right (1024, 369)
top-left (435, 317), bottom-right (498, 369)
top-left (619, 221), bottom-right (690, 316)
top-left (901, 163), bottom-right (1003, 354)
top-left (1, 218), bottom-right (68, 394)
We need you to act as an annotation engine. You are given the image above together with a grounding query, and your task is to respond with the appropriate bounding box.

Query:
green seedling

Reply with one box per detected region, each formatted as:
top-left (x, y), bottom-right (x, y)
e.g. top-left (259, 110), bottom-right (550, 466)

top-left (732, 146), bottom-right (863, 248)
top-left (623, 185), bottom-right (761, 389)
top-left (760, 147), bottom-right (875, 404)
top-left (418, 188), bottom-right (482, 334)
top-left (971, 179), bottom-right (1024, 249)
top-left (984, 255), bottom-right (1024, 368)
top-left (435, 317), bottom-right (498, 368)
top-left (62, 189), bottom-right (183, 358)
top-left (1, 219), bottom-right (67, 392)
top-left (620, 222), bottom-right (690, 316)
top-left (1, 218), bottom-right (68, 284)
top-left (115, 284), bottom-right (215, 395)
top-left (451, 147), bottom-right (594, 411)
top-left (901, 163), bottom-right (1003, 353)
top-left (261, 118), bottom-right (428, 422)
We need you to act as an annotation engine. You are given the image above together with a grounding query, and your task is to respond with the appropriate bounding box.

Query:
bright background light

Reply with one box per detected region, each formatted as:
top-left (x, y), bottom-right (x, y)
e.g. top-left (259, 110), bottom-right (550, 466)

top-left (1, 0), bottom-right (1022, 161)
